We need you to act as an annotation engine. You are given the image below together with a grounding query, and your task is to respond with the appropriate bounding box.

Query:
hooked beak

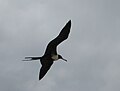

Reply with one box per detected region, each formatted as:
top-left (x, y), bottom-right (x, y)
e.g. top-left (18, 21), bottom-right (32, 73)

top-left (61, 58), bottom-right (67, 62)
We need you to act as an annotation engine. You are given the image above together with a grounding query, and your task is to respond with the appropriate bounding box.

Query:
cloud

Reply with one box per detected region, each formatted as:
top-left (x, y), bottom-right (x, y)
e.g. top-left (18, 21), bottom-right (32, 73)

top-left (0, 0), bottom-right (120, 91)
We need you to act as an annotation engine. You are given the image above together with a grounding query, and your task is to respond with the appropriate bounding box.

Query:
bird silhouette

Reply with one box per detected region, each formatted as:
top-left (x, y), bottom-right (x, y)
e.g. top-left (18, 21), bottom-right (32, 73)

top-left (23, 20), bottom-right (71, 80)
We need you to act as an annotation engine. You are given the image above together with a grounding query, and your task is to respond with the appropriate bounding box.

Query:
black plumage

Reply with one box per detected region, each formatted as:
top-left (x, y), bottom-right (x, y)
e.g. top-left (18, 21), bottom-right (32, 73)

top-left (23, 20), bottom-right (71, 80)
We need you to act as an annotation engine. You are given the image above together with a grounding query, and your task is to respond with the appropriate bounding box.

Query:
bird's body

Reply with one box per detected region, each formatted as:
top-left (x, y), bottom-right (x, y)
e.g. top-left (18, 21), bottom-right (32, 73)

top-left (23, 20), bottom-right (71, 80)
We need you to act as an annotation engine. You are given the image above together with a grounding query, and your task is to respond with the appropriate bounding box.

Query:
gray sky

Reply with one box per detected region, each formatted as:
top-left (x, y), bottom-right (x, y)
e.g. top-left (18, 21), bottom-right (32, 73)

top-left (0, 0), bottom-right (120, 91)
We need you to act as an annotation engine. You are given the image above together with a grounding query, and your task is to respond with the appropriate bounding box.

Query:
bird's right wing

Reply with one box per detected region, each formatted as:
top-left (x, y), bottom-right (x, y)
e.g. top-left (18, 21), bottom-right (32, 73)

top-left (39, 61), bottom-right (53, 80)
top-left (44, 20), bottom-right (71, 55)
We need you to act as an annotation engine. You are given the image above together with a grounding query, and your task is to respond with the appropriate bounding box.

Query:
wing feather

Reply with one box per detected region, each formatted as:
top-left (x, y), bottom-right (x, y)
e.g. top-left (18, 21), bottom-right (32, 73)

top-left (44, 20), bottom-right (71, 55)
top-left (39, 61), bottom-right (53, 80)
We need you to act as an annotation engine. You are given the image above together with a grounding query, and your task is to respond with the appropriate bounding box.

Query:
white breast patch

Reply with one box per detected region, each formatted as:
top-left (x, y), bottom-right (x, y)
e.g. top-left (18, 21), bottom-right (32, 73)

top-left (51, 55), bottom-right (58, 61)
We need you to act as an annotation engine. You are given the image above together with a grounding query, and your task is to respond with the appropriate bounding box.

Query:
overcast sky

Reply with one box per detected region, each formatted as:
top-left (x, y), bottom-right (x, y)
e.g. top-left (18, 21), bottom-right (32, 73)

top-left (0, 0), bottom-right (120, 91)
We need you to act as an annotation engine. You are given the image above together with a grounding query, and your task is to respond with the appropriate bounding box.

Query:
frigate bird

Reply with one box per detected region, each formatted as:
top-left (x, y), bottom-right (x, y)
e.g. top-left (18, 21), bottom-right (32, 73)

top-left (23, 20), bottom-right (71, 80)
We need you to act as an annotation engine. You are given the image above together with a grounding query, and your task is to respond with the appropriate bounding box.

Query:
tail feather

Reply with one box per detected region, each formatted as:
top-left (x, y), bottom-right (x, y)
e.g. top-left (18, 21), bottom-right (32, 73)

top-left (22, 57), bottom-right (41, 61)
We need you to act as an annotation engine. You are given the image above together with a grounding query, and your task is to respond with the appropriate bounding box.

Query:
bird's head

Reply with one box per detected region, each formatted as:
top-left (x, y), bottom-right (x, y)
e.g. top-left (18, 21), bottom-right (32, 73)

top-left (58, 55), bottom-right (67, 62)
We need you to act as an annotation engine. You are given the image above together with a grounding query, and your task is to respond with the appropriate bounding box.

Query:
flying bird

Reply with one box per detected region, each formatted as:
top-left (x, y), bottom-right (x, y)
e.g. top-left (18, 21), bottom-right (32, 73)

top-left (23, 20), bottom-right (71, 80)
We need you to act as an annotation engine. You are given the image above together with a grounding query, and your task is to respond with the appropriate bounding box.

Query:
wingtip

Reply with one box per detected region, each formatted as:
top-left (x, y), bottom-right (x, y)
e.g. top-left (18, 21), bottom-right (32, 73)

top-left (39, 76), bottom-right (43, 81)
top-left (68, 20), bottom-right (71, 23)
top-left (67, 20), bottom-right (71, 26)
top-left (64, 20), bottom-right (71, 26)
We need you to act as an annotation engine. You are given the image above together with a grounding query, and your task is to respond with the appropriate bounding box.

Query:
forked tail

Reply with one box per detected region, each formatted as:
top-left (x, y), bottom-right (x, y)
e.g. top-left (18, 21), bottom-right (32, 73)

top-left (22, 57), bottom-right (41, 61)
